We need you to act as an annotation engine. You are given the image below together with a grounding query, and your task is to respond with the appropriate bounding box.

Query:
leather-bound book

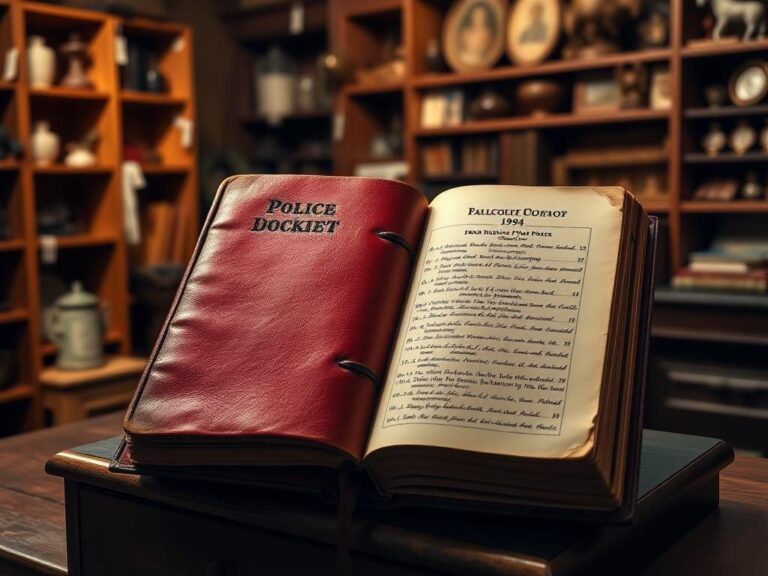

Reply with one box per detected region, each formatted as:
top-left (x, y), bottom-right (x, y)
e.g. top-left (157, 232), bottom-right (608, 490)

top-left (115, 174), bottom-right (684, 520)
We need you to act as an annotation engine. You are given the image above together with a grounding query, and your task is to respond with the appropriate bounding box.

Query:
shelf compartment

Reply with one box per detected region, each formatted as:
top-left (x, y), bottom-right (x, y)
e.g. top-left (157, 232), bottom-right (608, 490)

top-left (121, 91), bottom-right (187, 107)
top-left (0, 383), bottom-right (35, 405)
top-left (0, 309), bottom-right (28, 324)
top-left (685, 104), bottom-right (768, 120)
top-left (681, 201), bottom-right (768, 213)
top-left (415, 109), bottom-right (669, 136)
top-left (412, 49), bottom-right (671, 89)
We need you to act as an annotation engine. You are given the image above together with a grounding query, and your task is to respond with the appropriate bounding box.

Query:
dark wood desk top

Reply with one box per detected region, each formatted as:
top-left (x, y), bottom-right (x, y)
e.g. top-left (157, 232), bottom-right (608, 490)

top-left (0, 412), bottom-right (765, 575)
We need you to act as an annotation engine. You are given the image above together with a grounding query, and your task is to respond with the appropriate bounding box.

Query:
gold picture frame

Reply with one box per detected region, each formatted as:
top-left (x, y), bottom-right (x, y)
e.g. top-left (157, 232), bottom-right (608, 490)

top-left (443, 0), bottom-right (507, 73)
top-left (506, 0), bottom-right (561, 67)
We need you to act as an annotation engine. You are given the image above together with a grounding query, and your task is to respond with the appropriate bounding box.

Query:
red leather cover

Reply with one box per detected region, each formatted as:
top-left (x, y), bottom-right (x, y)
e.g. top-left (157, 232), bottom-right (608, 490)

top-left (124, 175), bottom-right (428, 462)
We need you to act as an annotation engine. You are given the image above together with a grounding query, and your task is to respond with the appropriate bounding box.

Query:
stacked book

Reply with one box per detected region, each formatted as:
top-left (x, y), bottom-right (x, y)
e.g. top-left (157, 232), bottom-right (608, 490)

top-left (673, 247), bottom-right (768, 294)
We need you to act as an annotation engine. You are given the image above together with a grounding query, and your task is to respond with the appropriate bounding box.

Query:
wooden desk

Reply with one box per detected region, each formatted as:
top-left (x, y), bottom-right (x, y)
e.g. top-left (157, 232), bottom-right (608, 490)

top-left (0, 413), bottom-right (765, 575)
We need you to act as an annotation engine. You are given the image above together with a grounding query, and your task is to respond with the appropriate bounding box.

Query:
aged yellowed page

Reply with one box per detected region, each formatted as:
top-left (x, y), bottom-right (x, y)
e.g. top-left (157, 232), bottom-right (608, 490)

top-left (367, 186), bottom-right (625, 459)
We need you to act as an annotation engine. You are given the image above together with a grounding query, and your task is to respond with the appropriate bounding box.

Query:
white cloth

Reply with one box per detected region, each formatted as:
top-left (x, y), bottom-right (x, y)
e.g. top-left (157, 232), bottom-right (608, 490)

top-left (122, 161), bottom-right (145, 245)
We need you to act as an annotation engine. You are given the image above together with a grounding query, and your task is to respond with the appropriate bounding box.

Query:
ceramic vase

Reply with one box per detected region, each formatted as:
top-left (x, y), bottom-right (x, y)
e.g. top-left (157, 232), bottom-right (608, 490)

top-left (31, 121), bottom-right (60, 166)
top-left (27, 36), bottom-right (56, 88)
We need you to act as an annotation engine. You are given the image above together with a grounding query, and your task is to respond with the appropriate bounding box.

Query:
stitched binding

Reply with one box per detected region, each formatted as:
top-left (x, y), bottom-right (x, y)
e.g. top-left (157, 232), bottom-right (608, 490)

top-left (337, 359), bottom-right (381, 391)
top-left (375, 230), bottom-right (415, 261)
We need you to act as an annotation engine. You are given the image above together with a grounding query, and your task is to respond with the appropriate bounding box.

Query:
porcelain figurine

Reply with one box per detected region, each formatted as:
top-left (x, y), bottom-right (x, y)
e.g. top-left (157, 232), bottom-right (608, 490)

top-left (60, 33), bottom-right (93, 89)
top-left (695, 0), bottom-right (766, 41)
top-left (741, 171), bottom-right (763, 199)
top-left (729, 120), bottom-right (756, 155)
top-left (64, 131), bottom-right (98, 167)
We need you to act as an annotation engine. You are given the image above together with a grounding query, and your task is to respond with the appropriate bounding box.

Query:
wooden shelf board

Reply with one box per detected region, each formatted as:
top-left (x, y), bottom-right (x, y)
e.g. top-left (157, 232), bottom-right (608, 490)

top-left (682, 38), bottom-right (768, 59)
top-left (415, 109), bottom-right (669, 136)
top-left (119, 16), bottom-right (186, 37)
top-left (36, 234), bottom-right (118, 249)
top-left (681, 201), bottom-right (768, 213)
top-left (41, 330), bottom-right (123, 357)
top-left (29, 87), bottom-right (110, 101)
top-left (639, 199), bottom-right (671, 213)
top-left (685, 104), bottom-right (768, 119)
top-left (0, 80), bottom-right (15, 92)
top-left (344, 82), bottom-right (404, 96)
top-left (558, 148), bottom-right (669, 168)
top-left (655, 287), bottom-right (768, 309)
top-left (412, 49), bottom-right (671, 89)
top-left (0, 160), bottom-right (21, 171)
top-left (0, 309), bottom-right (28, 324)
top-left (120, 90), bottom-right (187, 107)
top-left (0, 383), bottom-right (36, 405)
top-left (0, 238), bottom-right (25, 252)
top-left (652, 326), bottom-right (768, 347)
top-left (140, 164), bottom-right (192, 174)
top-left (666, 397), bottom-right (768, 420)
top-left (345, 0), bottom-right (402, 19)
top-left (241, 110), bottom-right (332, 127)
top-left (22, 1), bottom-right (109, 23)
top-left (684, 152), bottom-right (768, 164)
top-left (33, 165), bottom-right (114, 175)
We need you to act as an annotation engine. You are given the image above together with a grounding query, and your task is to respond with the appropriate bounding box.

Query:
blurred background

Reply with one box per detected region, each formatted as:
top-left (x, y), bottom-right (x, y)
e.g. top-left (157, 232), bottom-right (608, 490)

top-left (0, 0), bottom-right (766, 457)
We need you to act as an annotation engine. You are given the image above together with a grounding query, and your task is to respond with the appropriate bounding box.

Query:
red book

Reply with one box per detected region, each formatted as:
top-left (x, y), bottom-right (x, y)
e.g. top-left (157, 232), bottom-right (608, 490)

top-left (117, 176), bottom-right (658, 520)
top-left (125, 175), bottom-right (427, 463)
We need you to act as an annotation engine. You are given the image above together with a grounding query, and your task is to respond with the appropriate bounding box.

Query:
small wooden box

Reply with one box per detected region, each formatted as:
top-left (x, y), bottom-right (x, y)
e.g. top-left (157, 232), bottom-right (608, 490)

top-left (40, 356), bottom-right (146, 425)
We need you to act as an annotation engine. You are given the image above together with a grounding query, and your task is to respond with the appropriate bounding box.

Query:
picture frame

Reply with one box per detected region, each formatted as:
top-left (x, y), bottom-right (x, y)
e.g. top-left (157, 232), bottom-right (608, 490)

top-left (573, 72), bottom-right (620, 114)
top-left (506, 0), bottom-right (561, 67)
top-left (442, 0), bottom-right (507, 73)
top-left (728, 59), bottom-right (768, 108)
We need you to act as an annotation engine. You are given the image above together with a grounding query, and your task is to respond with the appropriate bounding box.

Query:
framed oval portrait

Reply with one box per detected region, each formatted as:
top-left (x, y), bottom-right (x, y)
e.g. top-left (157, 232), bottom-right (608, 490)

top-left (443, 0), bottom-right (507, 73)
top-left (506, 0), bottom-right (561, 67)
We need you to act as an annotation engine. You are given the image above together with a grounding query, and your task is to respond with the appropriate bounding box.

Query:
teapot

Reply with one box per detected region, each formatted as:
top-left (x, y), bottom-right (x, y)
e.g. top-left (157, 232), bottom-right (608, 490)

top-left (44, 281), bottom-right (108, 370)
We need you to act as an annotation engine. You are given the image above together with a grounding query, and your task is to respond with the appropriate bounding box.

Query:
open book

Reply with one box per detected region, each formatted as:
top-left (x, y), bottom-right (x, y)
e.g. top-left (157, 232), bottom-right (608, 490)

top-left (115, 175), bottom-right (655, 520)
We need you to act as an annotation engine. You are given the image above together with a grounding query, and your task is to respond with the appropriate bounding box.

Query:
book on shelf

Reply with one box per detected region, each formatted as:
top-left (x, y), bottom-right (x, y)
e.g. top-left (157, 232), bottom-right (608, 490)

top-left (673, 267), bottom-right (768, 293)
top-left (113, 175), bottom-right (657, 521)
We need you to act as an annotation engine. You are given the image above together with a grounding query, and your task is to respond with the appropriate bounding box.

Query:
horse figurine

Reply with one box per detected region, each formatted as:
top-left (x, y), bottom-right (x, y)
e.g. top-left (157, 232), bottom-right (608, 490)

top-left (696, 0), bottom-right (766, 40)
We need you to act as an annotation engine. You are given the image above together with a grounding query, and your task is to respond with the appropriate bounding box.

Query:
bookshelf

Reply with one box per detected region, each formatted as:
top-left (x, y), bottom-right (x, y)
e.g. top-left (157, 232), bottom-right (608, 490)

top-left (220, 0), bottom-right (334, 177)
top-left (0, 1), bottom-right (196, 435)
top-left (328, 0), bottom-right (768, 450)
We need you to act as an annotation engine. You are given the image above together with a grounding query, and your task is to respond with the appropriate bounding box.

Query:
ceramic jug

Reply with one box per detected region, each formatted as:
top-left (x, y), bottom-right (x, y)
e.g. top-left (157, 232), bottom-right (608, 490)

top-left (27, 36), bottom-right (55, 88)
top-left (44, 282), bottom-right (108, 370)
top-left (31, 121), bottom-right (60, 166)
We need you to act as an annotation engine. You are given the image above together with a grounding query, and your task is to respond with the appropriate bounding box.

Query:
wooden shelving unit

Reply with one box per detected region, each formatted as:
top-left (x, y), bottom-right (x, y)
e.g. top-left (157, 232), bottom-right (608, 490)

top-left (326, 0), bottom-right (768, 451)
top-left (220, 0), bottom-right (334, 177)
top-left (0, 1), bottom-right (197, 436)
